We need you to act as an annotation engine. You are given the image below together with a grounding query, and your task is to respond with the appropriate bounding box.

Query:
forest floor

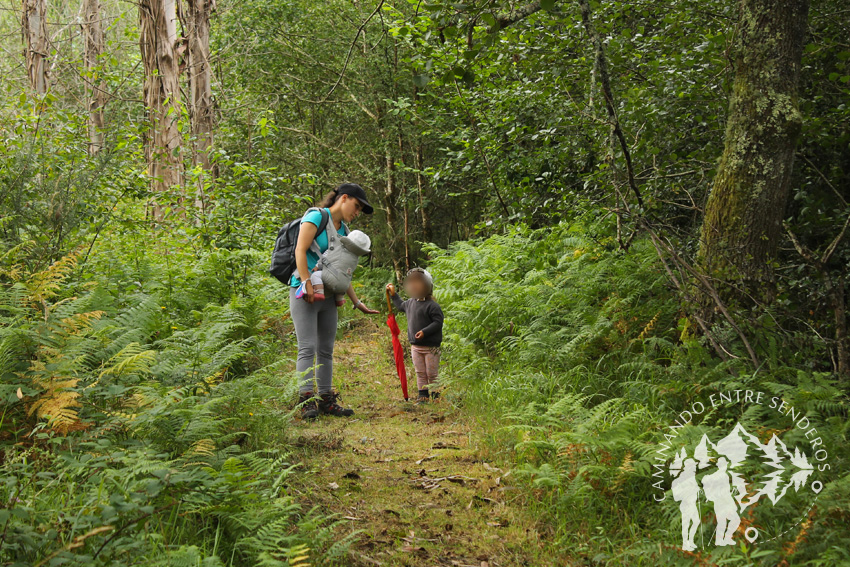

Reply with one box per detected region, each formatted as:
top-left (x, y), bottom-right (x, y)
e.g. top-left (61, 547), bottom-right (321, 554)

top-left (287, 317), bottom-right (573, 567)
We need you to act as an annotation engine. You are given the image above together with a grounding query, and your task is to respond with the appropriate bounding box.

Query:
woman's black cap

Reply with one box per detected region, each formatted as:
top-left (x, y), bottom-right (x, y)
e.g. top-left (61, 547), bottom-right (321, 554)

top-left (336, 183), bottom-right (374, 214)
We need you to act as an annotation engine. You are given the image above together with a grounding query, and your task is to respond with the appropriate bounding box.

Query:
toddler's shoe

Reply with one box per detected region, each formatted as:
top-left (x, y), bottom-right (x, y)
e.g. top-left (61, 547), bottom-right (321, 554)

top-left (335, 294), bottom-right (346, 307)
top-left (313, 290), bottom-right (326, 301)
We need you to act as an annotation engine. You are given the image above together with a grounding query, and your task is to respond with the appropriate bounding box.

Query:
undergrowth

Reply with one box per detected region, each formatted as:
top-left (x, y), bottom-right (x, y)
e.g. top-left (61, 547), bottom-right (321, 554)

top-left (428, 223), bottom-right (850, 566)
top-left (0, 231), bottom-right (357, 565)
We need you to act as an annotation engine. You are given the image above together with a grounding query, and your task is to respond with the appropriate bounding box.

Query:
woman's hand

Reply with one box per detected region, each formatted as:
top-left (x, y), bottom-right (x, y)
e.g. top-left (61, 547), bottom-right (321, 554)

top-left (356, 302), bottom-right (379, 315)
top-left (385, 283), bottom-right (396, 295)
top-left (415, 330), bottom-right (424, 340)
top-left (304, 280), bottom-right (315, 304)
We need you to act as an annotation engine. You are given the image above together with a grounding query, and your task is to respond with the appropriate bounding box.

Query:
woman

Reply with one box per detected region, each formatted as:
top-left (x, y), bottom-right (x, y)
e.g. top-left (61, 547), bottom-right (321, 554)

top-left (291, 182), bottom-right (379, 419)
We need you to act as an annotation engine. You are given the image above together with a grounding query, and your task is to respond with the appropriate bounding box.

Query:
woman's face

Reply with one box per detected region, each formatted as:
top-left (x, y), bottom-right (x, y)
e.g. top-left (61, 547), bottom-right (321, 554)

top-left (339, 195), bottom-right (364, 223)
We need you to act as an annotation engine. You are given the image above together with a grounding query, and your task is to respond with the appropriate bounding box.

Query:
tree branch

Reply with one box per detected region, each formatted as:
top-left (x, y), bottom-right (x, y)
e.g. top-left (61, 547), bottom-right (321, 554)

top-left (578, 0), bottom-right (644, 209)
top-left (322, 0), bottom-right (385, 102)
top-left (495, 0), bottom-right (544, 29)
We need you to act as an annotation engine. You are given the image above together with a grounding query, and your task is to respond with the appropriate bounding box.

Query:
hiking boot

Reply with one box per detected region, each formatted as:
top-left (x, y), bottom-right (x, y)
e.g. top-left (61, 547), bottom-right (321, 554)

top-left (299, 392), bottom-right (319, 420)
top-left (319, 391), bottom-right (354, 417)
top-left (416, 389), bottom-right (430, 405)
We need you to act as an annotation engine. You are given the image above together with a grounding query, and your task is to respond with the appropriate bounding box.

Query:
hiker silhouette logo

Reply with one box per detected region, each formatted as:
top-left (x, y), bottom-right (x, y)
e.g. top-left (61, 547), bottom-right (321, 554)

top-left (652, 391), bottom-right (830, 551)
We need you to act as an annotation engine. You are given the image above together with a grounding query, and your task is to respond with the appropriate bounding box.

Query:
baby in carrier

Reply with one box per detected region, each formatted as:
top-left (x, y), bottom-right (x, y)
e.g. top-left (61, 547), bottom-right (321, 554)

top-left (301, 229), bottom-right (371, 305)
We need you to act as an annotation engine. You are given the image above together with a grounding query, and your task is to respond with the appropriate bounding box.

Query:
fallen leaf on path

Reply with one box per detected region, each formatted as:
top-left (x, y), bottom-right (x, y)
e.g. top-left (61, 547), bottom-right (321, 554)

top-left (328, 482), bottom-right (340, 490)
top-left (466, 495), bottom-right (496, 509)
top-left (416, 454), bottom-right (437, 465)
top-left (343, 516), bottom-right (361, 521)
top-left (400, 545), bottom-right (427, 553)
top-left (482, 462), bottom-right (503, 474)
top-left (343, 471), bottom-right (361, 480)
top-left (383, 509), bottom-right (400, 517)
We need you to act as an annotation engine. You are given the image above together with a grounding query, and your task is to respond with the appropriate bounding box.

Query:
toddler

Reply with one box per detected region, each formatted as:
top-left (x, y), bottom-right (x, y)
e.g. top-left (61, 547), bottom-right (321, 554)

top-left (386, 268), bottom-right (444, 403)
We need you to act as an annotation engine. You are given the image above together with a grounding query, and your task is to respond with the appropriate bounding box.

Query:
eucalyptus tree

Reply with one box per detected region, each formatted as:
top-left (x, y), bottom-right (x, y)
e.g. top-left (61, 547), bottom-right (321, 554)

top-left (22, 0), bottom-right (49, 94)
top-left (183, 0), bottom-right (216, 209)
top-left (140, 0), bottom-right (184, 212)
top-left (82, 0), bottom-right (106, 153)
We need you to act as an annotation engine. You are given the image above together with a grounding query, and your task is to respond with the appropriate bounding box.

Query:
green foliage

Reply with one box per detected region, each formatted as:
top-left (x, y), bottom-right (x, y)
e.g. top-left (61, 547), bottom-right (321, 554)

top-left (429, 224), bottom-right (850, 566)
top-left (0, 235), bottom-right (355, 565)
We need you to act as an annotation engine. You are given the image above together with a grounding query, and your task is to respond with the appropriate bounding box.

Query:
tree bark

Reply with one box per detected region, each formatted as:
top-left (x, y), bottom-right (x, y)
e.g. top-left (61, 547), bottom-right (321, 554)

top-left (384, 144), bottom-right (403, 281)
top-left (183, 0), bottom-right (216, 211)
top-left (82, 0), bottom-right (105, 154)
top-left (22, 0), bottom-right (49, 94)
top-left (697, 0), bottom-right (809, 305)
top-left (140, 0), bottom-right (183, 214)
top-left (415, 141), bottom-right (431, 242)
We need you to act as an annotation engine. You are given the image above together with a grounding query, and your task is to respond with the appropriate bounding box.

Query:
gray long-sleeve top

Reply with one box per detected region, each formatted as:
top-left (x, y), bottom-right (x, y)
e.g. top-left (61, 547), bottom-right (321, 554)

top-left (390, 294), bottom-right (444, 347)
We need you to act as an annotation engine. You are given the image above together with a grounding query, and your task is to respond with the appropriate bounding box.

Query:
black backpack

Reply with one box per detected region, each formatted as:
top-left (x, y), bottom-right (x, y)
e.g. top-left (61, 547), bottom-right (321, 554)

top-left (269, 207), bottom-right (330, 285)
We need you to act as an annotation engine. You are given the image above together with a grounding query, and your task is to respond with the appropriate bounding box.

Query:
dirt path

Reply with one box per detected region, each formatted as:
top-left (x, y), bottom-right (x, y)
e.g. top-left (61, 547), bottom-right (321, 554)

top-left (288, 318), bottom-right (571, 567)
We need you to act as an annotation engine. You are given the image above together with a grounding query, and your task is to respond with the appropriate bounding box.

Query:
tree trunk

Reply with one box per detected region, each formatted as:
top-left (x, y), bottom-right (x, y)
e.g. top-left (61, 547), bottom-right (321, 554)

top-left (384, 144), bottom-right (403, 282)
top-left (82, 0), bottom-right (105, 154)
top-left (415, 141), bottom-right (432, 242)
top-left (183, 0), bottom-right (216, 211)
top-left (697, 0), bottom-right (809, 305)
top-left (140, 0), bottom-right (183, 214)
top-left (22, 0), bottom-right (49, 94)
top-left (833, 275), bottom-right (849, 378)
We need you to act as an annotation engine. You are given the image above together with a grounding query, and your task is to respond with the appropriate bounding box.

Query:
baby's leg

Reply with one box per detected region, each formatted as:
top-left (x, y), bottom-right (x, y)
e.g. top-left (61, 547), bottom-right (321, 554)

top-left (310, 271), bottom-right (325, 299)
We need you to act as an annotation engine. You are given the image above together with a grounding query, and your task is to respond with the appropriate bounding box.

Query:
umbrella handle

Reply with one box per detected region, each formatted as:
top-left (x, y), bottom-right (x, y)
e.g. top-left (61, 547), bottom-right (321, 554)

top-left (385, 288), bottom-right (393, 312)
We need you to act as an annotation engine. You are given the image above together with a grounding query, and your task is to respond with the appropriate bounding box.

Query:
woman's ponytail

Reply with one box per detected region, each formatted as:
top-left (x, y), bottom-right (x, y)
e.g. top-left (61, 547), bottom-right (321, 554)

top-left (318, 186), bottom-right (340, 208)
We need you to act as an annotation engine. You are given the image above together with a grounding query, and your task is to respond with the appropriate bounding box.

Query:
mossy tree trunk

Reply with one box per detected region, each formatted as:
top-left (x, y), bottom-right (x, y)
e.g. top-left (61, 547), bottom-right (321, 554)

top-left (697, 0), bottom-right (809, 307)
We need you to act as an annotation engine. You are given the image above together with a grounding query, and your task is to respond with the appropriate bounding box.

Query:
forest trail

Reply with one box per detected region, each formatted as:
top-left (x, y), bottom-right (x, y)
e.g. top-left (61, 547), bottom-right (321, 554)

top-left (288, 317), bottom-right (570, 567)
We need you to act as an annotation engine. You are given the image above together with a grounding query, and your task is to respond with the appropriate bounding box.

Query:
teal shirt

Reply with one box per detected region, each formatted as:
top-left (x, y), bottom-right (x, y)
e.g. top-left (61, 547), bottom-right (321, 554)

top-left (289, 208), bottom-right (348, 287)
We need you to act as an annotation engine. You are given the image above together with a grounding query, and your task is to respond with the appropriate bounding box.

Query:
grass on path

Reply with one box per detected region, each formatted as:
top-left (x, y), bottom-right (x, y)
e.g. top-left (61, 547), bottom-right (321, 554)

top-left (287, 317), bottom-right (572, 567)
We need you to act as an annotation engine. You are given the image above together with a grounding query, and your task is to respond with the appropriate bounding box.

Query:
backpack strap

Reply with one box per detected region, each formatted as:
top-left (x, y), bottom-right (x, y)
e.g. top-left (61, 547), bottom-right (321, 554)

top-left (305, 207), bottom-right (332, 257)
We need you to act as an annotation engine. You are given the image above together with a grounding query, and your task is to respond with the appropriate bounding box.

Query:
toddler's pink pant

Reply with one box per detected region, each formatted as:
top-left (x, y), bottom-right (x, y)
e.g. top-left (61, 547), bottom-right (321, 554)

top-left (410, 345), bottom-right (441, 390)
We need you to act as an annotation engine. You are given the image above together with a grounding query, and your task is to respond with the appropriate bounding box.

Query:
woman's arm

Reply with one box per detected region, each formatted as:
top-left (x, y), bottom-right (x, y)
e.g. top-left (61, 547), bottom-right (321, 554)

top-left (295, 222), bottom-right (318, 303)
top-left (347, 283), bottom-right (379, 314)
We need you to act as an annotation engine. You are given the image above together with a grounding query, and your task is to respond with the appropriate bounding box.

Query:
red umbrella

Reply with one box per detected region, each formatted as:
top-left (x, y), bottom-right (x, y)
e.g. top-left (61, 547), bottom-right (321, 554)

top-left (385, 289), bottom-right (409, 401)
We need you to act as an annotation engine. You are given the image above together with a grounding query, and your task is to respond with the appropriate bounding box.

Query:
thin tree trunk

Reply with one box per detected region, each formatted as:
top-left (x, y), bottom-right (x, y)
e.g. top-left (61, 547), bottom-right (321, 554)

top-left (398, 129), bottom-right (411, 271)
top-left (415, 141), bottom-right (431, 242)
top-left (22, 0), bottom-right (49, 94)
top-left (183, 0), bottom-right (215, 211)
top-left (82, 0), bottom-right (105, 154)
top-left (833, 275), bottom-right (849, 378)
top-left (697, 0), bottom-right (809, 306)
top-left (384, 145), bottom-right (403, 281)
top-left (140, 0), bottom-right (183, 215)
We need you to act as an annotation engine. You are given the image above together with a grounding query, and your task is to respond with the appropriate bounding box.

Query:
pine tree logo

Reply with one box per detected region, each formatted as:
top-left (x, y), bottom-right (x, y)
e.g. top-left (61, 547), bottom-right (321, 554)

top-left (667, 422), bottom-right (820, 550)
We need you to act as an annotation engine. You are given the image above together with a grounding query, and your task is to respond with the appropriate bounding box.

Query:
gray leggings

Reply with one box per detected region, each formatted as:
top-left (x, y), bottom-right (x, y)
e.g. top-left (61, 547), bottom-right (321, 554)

top-left (289, 287), bottom-right (338, 394)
